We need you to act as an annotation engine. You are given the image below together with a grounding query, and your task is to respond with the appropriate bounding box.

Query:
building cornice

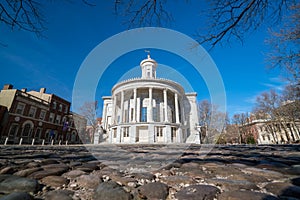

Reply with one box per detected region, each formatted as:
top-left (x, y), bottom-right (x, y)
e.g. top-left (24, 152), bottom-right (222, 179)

top-left (111, 77), bottom-right (185, 95)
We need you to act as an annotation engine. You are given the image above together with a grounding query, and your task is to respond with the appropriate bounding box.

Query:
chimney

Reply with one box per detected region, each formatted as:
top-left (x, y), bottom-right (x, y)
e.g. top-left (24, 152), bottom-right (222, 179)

top-left (3, 84), bottom-right (13, 90)
top-left (40, 88), bottom-right (46, 93)
top-left (21, 88), bottom-right (27, 92)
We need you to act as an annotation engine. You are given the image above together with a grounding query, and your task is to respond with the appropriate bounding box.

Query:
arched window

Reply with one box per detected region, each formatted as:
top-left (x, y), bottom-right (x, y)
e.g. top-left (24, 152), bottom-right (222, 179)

top-left (8, 124), bottom-right (19, 139)
top-left (22, 123), bottom-right (32, 137)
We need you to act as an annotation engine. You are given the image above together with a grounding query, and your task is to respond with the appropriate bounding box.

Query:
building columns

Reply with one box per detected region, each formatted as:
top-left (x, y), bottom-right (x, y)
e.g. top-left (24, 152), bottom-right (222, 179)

top-left (180, 97), bottom-right (185, 125)
top-left (112, 96), bottom-right (117, 125)
top-left (148, 87), bottom-right (153, 122)
top-left (175, 93), bottom-right (180, 123)
top-left (133, 88), bottom-right (137, 122)
top-left (102, 103), bottom-right (107, 129)
top-left (163, 89), bottom-right (168, 122)
top-left (120, 91), bottom-right (124, 123)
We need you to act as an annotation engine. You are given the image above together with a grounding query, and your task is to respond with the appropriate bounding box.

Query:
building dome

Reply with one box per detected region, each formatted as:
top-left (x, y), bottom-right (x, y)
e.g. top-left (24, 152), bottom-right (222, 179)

top-left (99, 54), bottom-right (200, 144)
top-left (140, 54), bottom-right (157, 66)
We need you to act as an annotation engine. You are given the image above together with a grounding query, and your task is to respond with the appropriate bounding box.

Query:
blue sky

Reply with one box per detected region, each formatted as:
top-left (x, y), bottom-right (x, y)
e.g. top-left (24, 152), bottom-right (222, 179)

top-left (0, 1), bottom-right (285, 119)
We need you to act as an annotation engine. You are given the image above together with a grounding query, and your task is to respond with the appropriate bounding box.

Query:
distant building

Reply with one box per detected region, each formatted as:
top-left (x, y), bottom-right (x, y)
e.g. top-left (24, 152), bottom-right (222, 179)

top-left (86, 118), bottom-right (102, 144)
top-left (0, 84), bottom-right (85, 144)
top-left (69, 112), bottom-right (88, 144)
top-left (239, 106), bottom-right (300, 145)
top-left (242, 119), bottom-right (300, 144)
top-left (101, 54), bottom-right (200, 144)
top-left (0, 105), bottom-right (8, 135)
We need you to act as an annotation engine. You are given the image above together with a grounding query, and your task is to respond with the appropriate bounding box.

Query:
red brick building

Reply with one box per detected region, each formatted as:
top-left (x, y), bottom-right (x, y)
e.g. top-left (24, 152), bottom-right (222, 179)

top-left (0, 84), bottom-right (84, 144)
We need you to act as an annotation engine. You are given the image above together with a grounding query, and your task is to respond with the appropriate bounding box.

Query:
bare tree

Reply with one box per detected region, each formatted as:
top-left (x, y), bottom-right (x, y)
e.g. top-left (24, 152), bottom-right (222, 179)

top-left (0, 0), bottom-right (46, 38)
top-left (0, 0), bottom-right (94, 44)
top-left (267, 3), bottom-right (300, 81)
top-left (232, 112), bottom-right (249, 143)
top-left (114, 0), bottom-right (299, 84)
top-left (2, 1), bottom-right (297, 51)
top-left (198, 100), bottom-right (226, 143)
top-left (198, 0), bottom-right (294, 47)
top-left (114, 1), bottom-right (295, 45)
top-left (197, 100), bottom-right (211, 143)
top-left (254, 90), bottom-right (281, 143)
top-left (280, 84), bottom-right (300, 139)
top-left (114, 0), bottom-right (172, 27)
top-left (79, 101), bottom-right (99, 142)
top-left (224, 124), bottom-right (240, 144)
top-left (253, 88), bottom-right (300, 143)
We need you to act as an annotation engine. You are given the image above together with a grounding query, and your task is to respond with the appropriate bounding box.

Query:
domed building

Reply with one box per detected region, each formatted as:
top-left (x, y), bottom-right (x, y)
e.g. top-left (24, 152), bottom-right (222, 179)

top-left (100, 54), bottom-right (200, 144)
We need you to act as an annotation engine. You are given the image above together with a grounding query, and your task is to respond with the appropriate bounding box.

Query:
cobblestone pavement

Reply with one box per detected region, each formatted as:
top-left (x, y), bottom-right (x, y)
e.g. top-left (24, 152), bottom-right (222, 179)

top-left (0, 144), bottom-right (300, 200)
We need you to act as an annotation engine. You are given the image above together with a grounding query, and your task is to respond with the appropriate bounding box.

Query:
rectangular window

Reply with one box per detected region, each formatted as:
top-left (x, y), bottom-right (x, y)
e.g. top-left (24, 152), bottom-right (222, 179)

top-left (58, 104), bottom-right (63, 112)
top-left (39, 110), bottom-right (46, 120)
top-left (52, 101), bottom-right (57, 109)
top-left (156, 127), bottom-right (163, 137)
top-left (141, 107), bottom-right (147, 122)
top-left (64, 105), bottom-right (68, 113)
top-left (55, 115), bottom-right (61, 124)
top-left (49, 113), bottom-right (55, 123)
top-left (16, 103), bottom-right (25, 115)
top-left (123, 127), bottom-right (129, 137)
top-left (28, 106), bottom-right (37, 118)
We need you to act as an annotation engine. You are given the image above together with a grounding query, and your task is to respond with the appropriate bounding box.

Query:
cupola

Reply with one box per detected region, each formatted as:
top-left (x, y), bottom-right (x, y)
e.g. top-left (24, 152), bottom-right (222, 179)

top-left (140, 51), bottom-right (157, 79)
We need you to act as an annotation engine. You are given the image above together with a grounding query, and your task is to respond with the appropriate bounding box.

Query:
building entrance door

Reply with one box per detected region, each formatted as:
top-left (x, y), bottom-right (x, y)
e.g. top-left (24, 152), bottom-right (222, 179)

top-left (137, 126), bottom-right (148, 143)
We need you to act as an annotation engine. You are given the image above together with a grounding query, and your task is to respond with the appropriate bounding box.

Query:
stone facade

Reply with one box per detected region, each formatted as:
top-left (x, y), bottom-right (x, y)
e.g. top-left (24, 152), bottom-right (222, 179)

top-left (100, 55), bottom-right (200, 144)
top-left (241, 119), bottom-right (300, 144)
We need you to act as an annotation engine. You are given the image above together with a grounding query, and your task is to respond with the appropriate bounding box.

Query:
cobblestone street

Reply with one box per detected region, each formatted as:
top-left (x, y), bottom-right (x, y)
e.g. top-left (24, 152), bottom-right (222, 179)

top-left (0, 144), bottom-right (300, 199)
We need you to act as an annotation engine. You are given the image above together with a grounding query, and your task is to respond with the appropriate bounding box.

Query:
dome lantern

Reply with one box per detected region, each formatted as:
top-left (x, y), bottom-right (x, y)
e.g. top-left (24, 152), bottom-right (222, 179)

top-left (140, 50), bottom-right (157, 79)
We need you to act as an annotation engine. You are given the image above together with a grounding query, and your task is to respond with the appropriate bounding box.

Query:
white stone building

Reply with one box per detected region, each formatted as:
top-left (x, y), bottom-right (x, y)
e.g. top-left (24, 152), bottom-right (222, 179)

top-left (100, 54), bottom-right (200, 144)
top-left (252, 119), bottom-right (300, 144)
